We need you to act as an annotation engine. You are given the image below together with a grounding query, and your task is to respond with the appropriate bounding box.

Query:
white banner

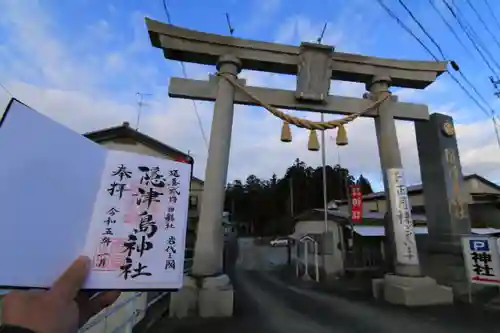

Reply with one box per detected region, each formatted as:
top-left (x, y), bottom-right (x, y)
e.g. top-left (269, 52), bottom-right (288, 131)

top-left (387, 168), bottom-right (419, 265)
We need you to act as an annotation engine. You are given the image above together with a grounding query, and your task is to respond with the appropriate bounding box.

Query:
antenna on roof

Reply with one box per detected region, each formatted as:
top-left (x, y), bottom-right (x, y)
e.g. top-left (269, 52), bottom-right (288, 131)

top-left (136, 92), bottom-right (153, 131)
top-left (225, 13), bottom-right (235, 36)
top-left (317, 22), bottom-right (328, 44)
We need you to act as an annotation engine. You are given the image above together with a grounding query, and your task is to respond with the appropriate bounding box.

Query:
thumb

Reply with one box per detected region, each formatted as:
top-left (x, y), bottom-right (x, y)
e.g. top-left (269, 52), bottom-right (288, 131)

top-left (50, 256), bottom-right (90, 300)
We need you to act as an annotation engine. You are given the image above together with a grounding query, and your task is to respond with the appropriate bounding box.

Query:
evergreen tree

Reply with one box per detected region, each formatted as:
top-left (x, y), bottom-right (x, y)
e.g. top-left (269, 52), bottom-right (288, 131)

top-left (223, 159), bottom-right (374, 236)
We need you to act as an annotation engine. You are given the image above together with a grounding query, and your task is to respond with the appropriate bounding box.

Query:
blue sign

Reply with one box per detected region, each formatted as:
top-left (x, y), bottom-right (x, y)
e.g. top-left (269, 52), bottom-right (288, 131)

top-left (469, 239), bottom-right (490, 252)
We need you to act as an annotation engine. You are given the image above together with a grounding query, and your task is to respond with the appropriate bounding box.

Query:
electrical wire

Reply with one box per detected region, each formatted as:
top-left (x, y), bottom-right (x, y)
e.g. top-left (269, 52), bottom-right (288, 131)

top-left (161, 0), bottom-right (172, 24)
top-left (483, 0), bottom-right (500, 34)
top-left (162, 0), bottom-right (209, 150)
top-left (377, 0), bottom-right (495, 115)
top-left (443, 0), bottom-right (500, 77)
top-left (378, 0), bottom-right (500, 148)
top-left (426, 0), bottom-right (475, 59)
top-left (390, 0), bottom-right (493, 114)
top-left (448, 72), bottom-right (492, 118)
top-left (375, 0), bottom-right (440, 61)
top-left (464, 0), bottom-right (500, 52)
top-left (0, 82), bottom-right (13, 98)
top-left (397, 0), bottom-right (447, 60)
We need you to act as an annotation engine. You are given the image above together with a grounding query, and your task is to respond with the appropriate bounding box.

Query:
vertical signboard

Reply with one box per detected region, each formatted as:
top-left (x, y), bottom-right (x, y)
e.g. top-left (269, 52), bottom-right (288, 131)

top-left (387, 168), bottom-right (419, 265)
top-left (350, 185), bottom-right (362, 223)
top-left (462, 236), bottom-right (500, 285)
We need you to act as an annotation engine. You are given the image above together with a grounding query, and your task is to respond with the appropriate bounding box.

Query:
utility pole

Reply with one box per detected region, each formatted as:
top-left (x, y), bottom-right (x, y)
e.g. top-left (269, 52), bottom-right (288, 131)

top-left (135, 92), bottom-right (152, 131)
top-left (341, 168), bottom-right (354, 251)
top-left (289, 176), bottom-right (294, 217)
top-left (488, 77), bottom-right (500, 149)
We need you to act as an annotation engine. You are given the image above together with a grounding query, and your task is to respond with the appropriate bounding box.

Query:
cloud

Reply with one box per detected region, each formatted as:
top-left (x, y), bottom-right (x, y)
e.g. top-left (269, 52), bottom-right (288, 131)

top-left (0, 0), bottom-right (499, 195)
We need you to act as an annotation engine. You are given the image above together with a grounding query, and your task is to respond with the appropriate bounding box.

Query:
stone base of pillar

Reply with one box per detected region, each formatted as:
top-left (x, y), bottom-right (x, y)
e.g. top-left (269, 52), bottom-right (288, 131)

top-left (198, 274), bottom-right (234, 318)
top-left (376, 274), bottom-right (453, 306)
top-left (169, 274), bottom-right (234, 318)
top-left (423, 253), bottom-right (470, 297)
top-left (169, 275), bottom-right (198, 318)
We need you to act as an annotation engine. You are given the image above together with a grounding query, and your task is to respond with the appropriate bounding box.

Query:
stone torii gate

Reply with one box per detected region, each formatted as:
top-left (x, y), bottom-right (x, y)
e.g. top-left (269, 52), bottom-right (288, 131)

top-left (146, 18), bottom-right (470, 314)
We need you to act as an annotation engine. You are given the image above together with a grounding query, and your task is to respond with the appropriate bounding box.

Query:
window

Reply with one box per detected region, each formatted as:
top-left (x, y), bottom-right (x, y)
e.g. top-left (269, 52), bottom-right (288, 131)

top-left (412, 205), bottom-right (426, 214)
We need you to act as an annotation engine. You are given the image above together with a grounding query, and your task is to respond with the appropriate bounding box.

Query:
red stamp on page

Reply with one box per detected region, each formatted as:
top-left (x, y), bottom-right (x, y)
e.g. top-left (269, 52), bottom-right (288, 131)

top-left (92, 238), bottom-right (127, 271)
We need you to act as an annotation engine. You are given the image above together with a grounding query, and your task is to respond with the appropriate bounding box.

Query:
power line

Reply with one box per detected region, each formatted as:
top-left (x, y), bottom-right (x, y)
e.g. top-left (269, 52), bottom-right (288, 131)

top-left (0, 82), bottom-right (13, 98)
top-left (426, 0), bottom-right (475, 59)
top-left (443, 0), bottom-right (500, 77)
top-left (456, 8), bottom-right (500, 72)
top-left (387, 0), bottom-right (492, 111)
top-left (464, 0), bottom-right (500, 52)
top-left (375, 0), bottom-right (440, 61)
top-left (377, 0), bottom-right (496, 116)
top-left (377, 0), bottom-right (500, 145)
top-left (162, 0), bottom-right (209, 150)
top-left (397, 0), bottom-right (447, 60)
top-left (483, 0), bottom-right (500, 34)
top-left (161, 0), bottom-right (172, 24)
top-left (135, 92), bottom-right (152, 131)
top-left (448, 72), bottom-right (491, 118)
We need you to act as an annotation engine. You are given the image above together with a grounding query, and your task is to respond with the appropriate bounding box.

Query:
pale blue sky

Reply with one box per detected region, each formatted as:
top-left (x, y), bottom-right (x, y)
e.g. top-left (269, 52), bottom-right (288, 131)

top-left (0, 0), bottom-right (499, 189)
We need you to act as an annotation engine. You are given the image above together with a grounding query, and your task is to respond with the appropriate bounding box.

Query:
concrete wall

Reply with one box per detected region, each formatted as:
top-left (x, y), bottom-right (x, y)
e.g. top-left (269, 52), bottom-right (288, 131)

top-left (292, 220), bottom-right (344, 276)
top-left (237, 237), bottom-right (288, 271)
top-left (294, 220), bottom-right (335, 234)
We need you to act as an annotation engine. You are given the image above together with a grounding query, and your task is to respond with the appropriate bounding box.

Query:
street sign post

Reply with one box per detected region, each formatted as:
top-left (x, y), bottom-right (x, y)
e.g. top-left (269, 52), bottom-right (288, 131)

top-left (462, 236), bottom-right (500, 286)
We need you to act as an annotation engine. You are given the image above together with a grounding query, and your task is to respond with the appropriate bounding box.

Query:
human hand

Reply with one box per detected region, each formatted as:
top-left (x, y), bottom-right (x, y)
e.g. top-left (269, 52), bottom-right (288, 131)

top-left (2, 256), bottom-right (121, 333)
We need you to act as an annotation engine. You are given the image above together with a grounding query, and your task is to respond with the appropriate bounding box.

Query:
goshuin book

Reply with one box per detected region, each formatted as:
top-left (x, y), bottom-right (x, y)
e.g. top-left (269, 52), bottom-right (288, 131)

top-left (0, 98), bottom-right (190, 290)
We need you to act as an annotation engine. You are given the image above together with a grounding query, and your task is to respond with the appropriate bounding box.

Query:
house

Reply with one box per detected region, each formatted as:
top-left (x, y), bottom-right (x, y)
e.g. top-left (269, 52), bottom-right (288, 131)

top-left (290, 174), bottom-right (500, 279)
top-left (334, 174), bottom-right (500, 228)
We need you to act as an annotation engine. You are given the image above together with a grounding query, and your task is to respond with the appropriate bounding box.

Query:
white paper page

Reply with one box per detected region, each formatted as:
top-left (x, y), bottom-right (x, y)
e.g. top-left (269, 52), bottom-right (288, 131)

top-left (82, 150), bottom-right (190, 289)
top-left (0, 99), bottom-right (106, 288)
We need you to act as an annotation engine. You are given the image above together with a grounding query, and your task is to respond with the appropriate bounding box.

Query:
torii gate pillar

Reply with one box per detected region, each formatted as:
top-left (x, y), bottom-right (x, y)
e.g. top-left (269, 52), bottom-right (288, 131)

top-left (192, 54), bottom-right (242, 276)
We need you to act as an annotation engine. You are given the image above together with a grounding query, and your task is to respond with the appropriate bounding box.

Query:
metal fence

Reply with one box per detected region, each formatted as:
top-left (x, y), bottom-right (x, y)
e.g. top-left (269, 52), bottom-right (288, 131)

top-left (79, 291), bottom-right (167, 333)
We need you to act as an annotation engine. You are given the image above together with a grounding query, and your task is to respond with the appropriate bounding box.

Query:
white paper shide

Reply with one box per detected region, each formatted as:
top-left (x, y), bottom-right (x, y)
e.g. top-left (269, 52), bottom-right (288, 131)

top-left (387, 168), bottom-right (419, 265)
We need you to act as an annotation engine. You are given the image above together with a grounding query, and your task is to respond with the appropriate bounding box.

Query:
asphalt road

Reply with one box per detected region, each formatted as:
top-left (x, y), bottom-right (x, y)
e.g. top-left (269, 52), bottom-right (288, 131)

top-left (238, 270), bottom-right (499, 333)
top-left (149, 269), bottom-right (499, 333)
top-left (149, 239), bottom-right (500, 333)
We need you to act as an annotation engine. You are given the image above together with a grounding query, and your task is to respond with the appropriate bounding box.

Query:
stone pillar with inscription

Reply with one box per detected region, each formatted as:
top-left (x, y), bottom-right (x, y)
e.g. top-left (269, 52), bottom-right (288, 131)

top-left (368, 78), bottom-right (453, 306)
top-left (415, 113), bottom-right (472, 296)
